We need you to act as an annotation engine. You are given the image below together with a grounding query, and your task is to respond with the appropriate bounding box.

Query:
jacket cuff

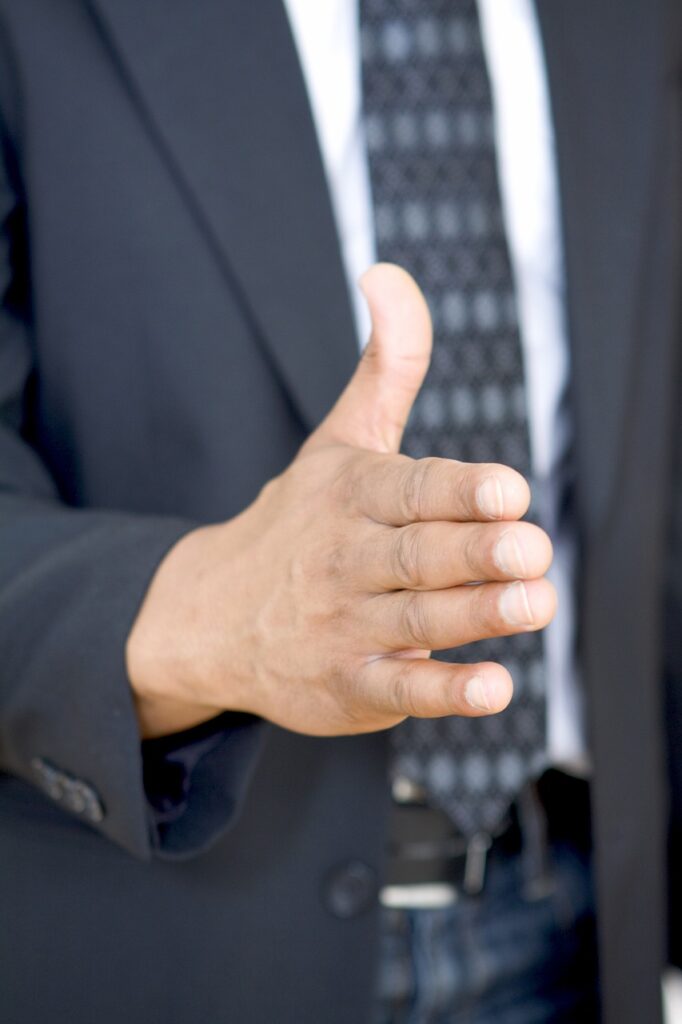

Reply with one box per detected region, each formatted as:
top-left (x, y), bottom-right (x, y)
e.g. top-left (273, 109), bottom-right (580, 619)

top-left (142, 713), bottom-right (266, 858)
top-left (3, 515), bottom-right (193, 860)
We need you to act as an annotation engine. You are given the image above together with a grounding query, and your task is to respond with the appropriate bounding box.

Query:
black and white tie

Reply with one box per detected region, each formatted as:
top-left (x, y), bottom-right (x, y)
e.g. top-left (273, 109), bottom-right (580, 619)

top-left (360, 0), bottom-right (547, 837)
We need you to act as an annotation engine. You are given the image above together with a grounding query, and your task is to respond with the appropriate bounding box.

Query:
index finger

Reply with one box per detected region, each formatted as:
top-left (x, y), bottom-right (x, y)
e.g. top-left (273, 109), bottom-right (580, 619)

top-left (352, 454), bottom-right (531, 526)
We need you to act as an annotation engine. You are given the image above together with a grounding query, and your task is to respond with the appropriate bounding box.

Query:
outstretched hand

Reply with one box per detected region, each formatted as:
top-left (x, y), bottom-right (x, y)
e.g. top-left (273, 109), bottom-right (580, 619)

top-left (127, 264), bottom-right (556, 738)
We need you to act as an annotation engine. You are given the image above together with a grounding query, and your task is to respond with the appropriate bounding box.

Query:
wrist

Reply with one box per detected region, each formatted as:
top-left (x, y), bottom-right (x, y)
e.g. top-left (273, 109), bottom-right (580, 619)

top-left (125, 526), bottom-right (227, 738)
top-left (133, 692), bottom-right (219, 740)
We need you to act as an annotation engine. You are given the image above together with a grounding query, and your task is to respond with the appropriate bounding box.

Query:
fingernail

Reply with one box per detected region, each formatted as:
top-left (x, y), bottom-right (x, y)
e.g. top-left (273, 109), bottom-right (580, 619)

top-left (465, 675), bottom-right (495, 712)
top-left (493, 530), bottom-right (528, 577)
top-left (499, 581), bottom-right (534, 626)
top-left (477, 476), bottom-right (504, 519)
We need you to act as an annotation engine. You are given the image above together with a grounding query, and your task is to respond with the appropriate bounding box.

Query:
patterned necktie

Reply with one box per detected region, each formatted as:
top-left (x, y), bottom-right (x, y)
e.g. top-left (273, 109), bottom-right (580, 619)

top-left (360, 0), bottom-right (547, 837)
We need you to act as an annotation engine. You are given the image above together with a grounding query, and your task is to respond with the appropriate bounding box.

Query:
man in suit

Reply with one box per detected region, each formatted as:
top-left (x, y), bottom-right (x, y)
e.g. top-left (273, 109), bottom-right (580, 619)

top-left (0, 1), bottom-right (679, 1023)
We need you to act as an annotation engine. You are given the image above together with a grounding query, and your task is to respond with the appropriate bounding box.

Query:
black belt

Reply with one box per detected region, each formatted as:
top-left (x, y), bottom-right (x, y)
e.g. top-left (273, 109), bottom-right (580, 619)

top-left (381, 769), bottom-right (590, 909)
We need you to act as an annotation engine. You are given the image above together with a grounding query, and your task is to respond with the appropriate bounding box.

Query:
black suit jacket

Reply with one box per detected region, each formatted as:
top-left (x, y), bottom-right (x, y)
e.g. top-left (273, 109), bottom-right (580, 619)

top-left (0, 2), bottom-right (679, 1022)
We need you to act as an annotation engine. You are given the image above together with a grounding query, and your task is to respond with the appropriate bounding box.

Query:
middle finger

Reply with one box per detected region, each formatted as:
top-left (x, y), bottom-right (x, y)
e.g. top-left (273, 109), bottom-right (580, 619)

top-left (354, 519), bottom-right (553, 592)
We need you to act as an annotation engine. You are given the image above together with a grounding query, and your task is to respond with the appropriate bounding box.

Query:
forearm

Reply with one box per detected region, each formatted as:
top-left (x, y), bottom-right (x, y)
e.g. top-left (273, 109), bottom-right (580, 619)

top-left (0, 490), bottom-right (193, 855)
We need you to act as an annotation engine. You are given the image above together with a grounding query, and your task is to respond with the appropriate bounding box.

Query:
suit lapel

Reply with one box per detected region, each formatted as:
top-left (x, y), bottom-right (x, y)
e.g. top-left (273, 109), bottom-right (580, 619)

top-left (86, 0), bottom-right (659, 526)
top-left (535, 0), bottom-right (661, 534)
top-left (85, 0), bottom-right (358, 433)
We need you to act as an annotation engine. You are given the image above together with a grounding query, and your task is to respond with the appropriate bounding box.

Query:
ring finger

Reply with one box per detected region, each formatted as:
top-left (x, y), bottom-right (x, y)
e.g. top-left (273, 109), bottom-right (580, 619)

top-left (367, 577), bottom-right (557, 653)
top-left (355, 519), bottom-right (552, 592)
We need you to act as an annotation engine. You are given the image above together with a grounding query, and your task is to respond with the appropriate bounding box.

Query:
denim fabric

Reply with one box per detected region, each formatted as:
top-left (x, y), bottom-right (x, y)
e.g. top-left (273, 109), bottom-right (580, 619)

top-left (372, 838), bottom-right (599, 1024)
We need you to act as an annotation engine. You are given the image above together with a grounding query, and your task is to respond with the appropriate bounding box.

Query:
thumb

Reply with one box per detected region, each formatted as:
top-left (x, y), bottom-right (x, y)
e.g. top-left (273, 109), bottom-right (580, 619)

top-left (307, 263), bottom-right (432, 454)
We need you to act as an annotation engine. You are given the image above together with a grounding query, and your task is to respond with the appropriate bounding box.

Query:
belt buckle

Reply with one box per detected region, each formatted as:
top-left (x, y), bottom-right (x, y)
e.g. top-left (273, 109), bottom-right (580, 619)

top-left (378, 882), bottom-right (458, 910)
top-left (378, 831), bottom-right (493, 908)
top-left (462, 832), bottom-right (492, 896)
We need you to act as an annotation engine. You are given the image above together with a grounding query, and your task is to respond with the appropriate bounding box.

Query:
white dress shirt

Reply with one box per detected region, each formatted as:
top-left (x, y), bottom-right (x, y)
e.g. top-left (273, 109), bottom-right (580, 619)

top-left (283, 0), bottom-right (587, 768)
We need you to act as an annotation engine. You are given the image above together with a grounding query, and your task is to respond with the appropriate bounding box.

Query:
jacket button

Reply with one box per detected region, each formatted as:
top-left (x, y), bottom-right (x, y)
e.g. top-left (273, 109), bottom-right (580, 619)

top-left (62, 778), bottom-right (105, 823)
top-left (323, 860), bottom-right (377, 919)
top-left (31, 757), bottom-right (65, 802)
top-left (31, 758), bottom-right (105, 823)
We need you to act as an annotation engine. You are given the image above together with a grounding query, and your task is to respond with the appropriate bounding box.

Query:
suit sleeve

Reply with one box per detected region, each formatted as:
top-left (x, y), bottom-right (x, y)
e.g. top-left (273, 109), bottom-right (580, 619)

top-left (0, 33), bottom-right (263, 861)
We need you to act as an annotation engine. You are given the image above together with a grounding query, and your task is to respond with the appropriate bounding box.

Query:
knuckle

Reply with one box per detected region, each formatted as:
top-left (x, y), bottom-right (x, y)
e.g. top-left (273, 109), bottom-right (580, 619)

top-left (401, 457), bottom-right (439, 521)
top-left (431, 664), bottom-right (455, 715)
top-left (332, 664), bottom-right (370, 726)
top-left (333, 449), bottom-right (380, 513)
top-left (392, 525), bottom-right (425, 588)
top-left (459, 463), bottom-right (485, 516)
top-left (399, 592), bottom-right (431, 648)
top-left (392, 662), bottom-right (422, 718)
top-left (337, 657), bottom-right (372, 712)
top-left (462, 528), bottom-right (484, 579)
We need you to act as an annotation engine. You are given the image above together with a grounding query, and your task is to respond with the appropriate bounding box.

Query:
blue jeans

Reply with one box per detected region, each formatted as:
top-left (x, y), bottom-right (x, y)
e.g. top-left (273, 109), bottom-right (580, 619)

top-left (371, 837), bottom-right (600, 1023)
